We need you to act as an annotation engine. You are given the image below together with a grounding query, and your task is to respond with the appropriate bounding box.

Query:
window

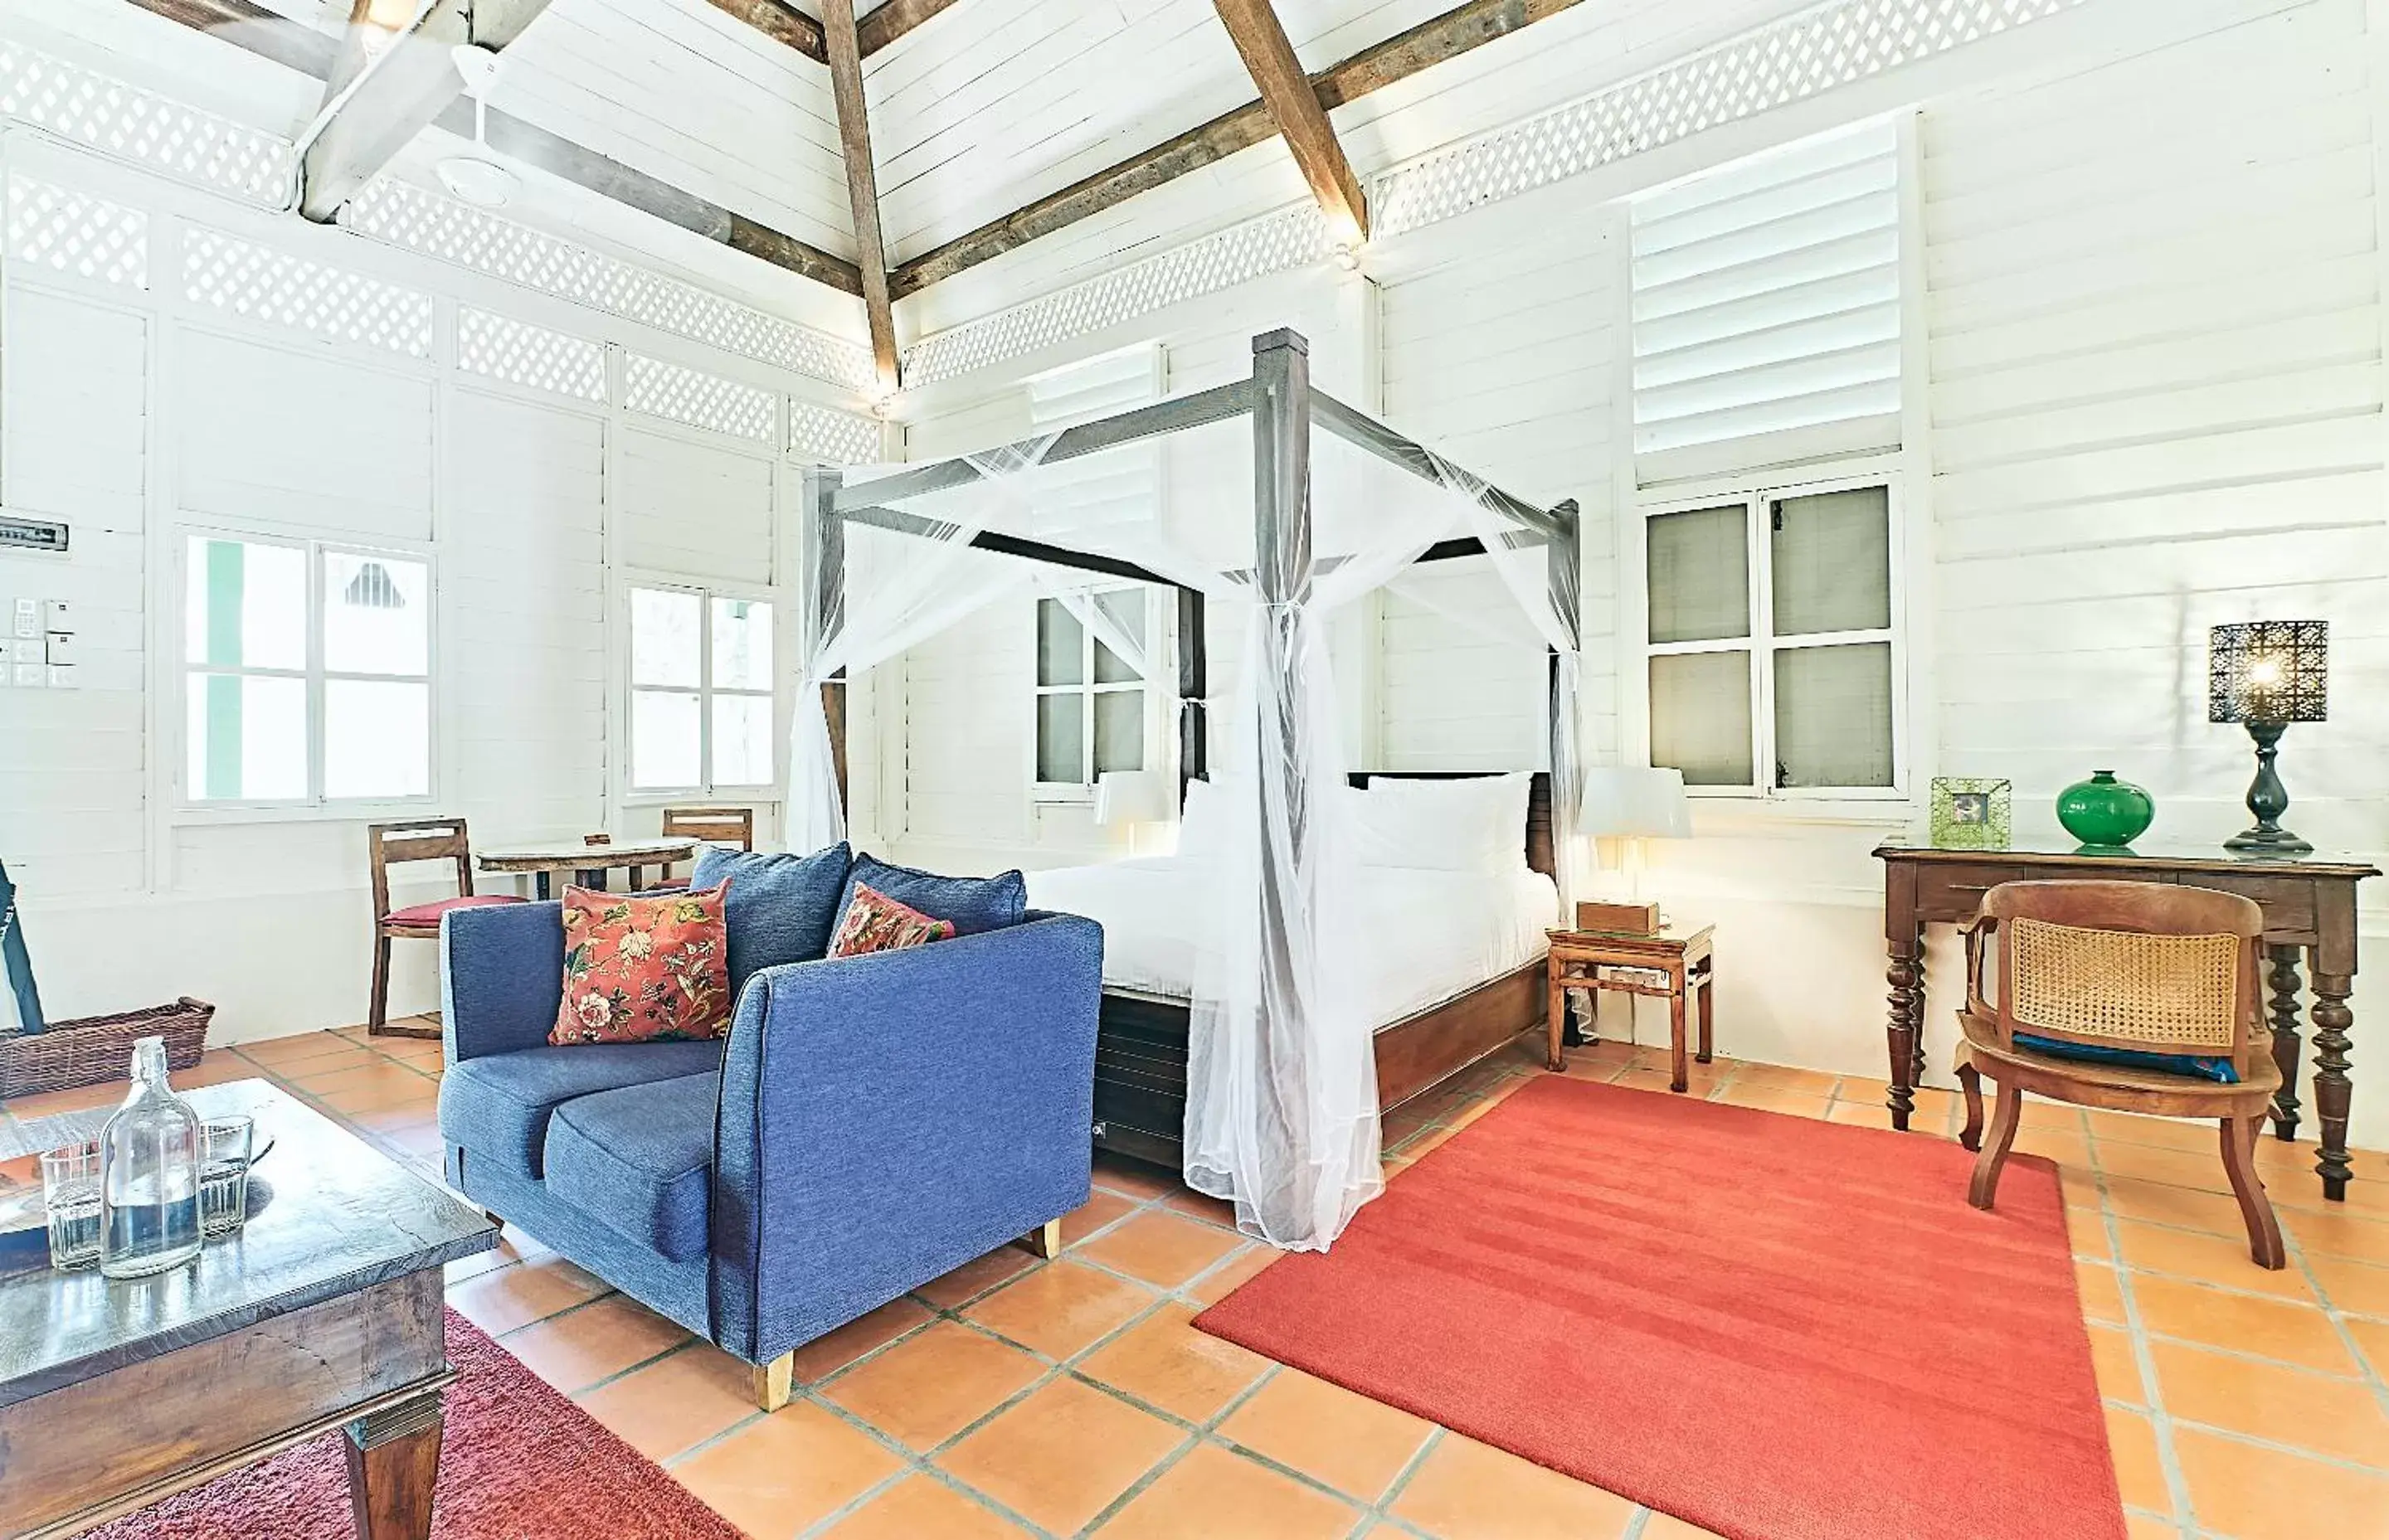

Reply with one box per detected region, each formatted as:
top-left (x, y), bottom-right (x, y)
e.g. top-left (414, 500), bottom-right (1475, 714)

top-left (1034, 589), bottom-right (1150, 795)
top-left (628, 583), bottom-right (776, 792)
top-left (1641, 478), bottom-right (1900, 796)
top-left (181, 533), bottom-right (432, 805)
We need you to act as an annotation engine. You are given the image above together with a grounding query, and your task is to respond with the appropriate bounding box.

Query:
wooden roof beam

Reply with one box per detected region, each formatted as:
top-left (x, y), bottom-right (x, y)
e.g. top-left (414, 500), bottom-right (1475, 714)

top-left (1209, 0), bottom-right (1366, 243)
top-left (822, 0), bottom-right (901, 386)
top-left (703, 0), bottom-right (827, 63)
top-left (299, 0), bottom-right (556, 222)
top-left (890, 0), bottom-right (1584, 297)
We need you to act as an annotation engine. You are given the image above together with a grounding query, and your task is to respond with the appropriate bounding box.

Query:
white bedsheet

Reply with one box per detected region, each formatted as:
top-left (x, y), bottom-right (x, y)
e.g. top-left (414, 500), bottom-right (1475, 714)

top-left (1024, 859), bottom-right (1559, 1030)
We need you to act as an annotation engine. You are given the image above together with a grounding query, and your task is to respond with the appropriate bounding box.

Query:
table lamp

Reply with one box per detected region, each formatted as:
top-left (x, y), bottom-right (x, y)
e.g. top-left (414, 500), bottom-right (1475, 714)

top-left (1579, 766), bottom-right (1692, 900)
top-left (2208, 619), bottom-right (2328, 854)
top-left (1094, 769), bottom-right (1171, 855)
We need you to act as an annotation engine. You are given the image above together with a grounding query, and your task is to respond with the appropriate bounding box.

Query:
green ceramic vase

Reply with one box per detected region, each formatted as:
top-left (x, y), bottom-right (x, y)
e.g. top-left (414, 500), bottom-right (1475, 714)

top-left (2056, 770), bottom-right (2154, 849)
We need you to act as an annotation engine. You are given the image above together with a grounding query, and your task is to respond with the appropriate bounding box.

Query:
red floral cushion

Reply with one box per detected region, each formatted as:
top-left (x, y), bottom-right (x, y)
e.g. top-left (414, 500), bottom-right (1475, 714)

top-left (551, 884), bottom-right (733, 1046)
top-left (826, 883), bottom-right (956, 958)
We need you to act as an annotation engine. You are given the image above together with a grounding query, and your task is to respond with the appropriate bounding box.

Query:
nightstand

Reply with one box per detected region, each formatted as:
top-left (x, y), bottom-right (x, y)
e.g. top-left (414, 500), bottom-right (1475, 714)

top-left (1546, 922), bottom-right (1715, 1091)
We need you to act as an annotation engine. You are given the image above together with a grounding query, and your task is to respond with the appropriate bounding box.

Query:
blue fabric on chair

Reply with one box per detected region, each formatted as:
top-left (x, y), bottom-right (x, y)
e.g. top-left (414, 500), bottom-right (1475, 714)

top-left (691, 843), bottom-right (852, 1004)
top-left (451, 1154), bottom-right (713, 1338)
top-left (439, 1041), bottom-right (725, 1179)
top-left (440, 901), bottom-right (567, 1063)
top-left (832, 855), bottom-right (1026, 940)
top-left (546, 1072), bottom-right (718, 1261)
top-left (2012, 1032), bottom-right (2242, 1084)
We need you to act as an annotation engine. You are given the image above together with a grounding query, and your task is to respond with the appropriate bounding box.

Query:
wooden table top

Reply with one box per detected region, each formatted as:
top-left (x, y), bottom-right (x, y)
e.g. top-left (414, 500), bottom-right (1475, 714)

top-left (1875, 839), bottom-right (2381, 880)
top-left (1549, 922), bottom-right (1714, 952)
top-left (477, 838), bottom-right (698, 872)
top-left (0, 1081), bottom-right (494, 1409)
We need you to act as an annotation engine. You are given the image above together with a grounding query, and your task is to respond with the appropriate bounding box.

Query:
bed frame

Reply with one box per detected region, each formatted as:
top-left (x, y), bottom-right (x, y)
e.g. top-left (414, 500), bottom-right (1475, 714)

top-left (1089, 771), bottom-right (1554, 1170)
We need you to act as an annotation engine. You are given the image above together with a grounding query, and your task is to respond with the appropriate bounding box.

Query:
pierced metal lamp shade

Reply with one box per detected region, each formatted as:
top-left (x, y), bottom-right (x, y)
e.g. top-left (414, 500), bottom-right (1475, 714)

top-left (2208, 620), bottom-right (2328, 725)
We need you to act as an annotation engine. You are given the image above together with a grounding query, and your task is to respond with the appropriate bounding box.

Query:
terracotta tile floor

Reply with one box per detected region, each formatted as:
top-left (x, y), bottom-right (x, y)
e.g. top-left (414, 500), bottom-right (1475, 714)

top-left (8, 1023), bottom-right (2388, 1540)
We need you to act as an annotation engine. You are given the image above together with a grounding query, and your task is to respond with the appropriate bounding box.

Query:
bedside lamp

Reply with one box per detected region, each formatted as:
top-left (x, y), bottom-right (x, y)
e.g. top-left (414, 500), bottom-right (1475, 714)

top-left (1579, 766), bottom-right (1692, 900)
top-left (1094, 769), bottom-right (1171, 855)
top-left (2208, 620), bottom-right (2328, 854)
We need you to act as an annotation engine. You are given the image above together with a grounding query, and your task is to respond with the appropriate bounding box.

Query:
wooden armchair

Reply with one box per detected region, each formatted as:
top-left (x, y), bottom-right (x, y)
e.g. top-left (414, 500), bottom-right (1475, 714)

top-left (649, 806), bottom-right (756, 890)
top-left (1955, 879), bottom-right (2283, 1268)
top-left (367, 818), bottom-right (524, 1039)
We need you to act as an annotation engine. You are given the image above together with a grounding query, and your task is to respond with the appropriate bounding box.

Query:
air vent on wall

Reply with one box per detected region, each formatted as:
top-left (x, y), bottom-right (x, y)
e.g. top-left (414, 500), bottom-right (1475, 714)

top-left (0, 517), bottom-right (69, 555)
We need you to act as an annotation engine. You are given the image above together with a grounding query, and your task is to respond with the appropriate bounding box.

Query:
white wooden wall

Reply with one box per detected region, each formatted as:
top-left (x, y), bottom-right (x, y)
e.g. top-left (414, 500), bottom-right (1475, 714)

top-left (0, 142), bottom-right (822, 1040)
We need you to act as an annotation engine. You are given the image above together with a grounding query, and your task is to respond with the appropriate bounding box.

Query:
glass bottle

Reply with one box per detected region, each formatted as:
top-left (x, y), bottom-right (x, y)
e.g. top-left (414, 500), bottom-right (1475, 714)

top-left (98, 1036), bottom-right (203, 1279)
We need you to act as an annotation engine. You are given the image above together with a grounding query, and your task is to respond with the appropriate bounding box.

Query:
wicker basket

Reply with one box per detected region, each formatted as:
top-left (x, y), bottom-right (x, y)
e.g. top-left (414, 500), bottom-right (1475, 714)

top-left (0, 998), bottom-right (215, 1100)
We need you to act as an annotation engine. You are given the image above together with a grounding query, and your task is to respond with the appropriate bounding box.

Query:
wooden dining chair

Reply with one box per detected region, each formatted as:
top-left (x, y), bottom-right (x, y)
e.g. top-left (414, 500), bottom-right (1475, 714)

top-left (367, 818), bottom-right (525, 1039)
top-left (649, 806), bottom-right (756, 889)
top-left (1955, 879), bottom-right (2284, 1268)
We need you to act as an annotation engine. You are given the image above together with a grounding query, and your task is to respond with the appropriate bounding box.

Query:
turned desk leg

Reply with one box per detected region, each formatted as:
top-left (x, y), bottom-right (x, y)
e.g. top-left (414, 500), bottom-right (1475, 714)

top-left (2312, 969), bottom-right (2356, 1201)
top-left (2267, 945), bottom-right (2305, 1140)
top-left (346, 1388), bottom-right (444, 1540)
top-left (1885, 933), bottom-right (1924, 1132)
top-left (1910, 923), bottom-right (1929, 1087)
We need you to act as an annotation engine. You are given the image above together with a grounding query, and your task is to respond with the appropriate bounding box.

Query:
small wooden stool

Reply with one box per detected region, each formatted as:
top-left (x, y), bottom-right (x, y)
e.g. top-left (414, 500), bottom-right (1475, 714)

top-left (1546, 923), bottom-right (1715, 1091)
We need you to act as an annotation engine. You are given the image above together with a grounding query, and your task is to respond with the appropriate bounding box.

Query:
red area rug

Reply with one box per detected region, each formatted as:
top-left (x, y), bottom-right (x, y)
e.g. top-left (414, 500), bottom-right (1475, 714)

top-left (93, 1308), bottom-right (739, 1540)
top-left (1196, 1076), bottom-right (2124, 1540)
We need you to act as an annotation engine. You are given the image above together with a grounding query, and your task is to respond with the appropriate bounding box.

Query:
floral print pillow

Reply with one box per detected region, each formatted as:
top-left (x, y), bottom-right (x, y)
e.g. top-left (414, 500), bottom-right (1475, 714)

top-left (827, 883), bottom-right (956, 958)
top-left (551, 883), bottom-right (733, 1046)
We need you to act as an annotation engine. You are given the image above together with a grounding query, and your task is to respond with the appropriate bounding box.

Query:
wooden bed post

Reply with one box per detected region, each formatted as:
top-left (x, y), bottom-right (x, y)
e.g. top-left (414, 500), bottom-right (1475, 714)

top-left (801, 468), bottom-right (849, 816)
top-left (1177, 586), bottom-right (1207, 795)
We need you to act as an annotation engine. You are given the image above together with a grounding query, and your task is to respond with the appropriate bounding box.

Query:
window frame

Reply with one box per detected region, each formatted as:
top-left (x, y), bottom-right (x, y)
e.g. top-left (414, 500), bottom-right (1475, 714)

top-left (620, 574), bottom-right (781, 799)
top-left (1029, 584), bottom-right (1165, 804)
top-left (172, 526), bottom-right (439, 815)
top-left (1629, 465), bottom-right (1909, 804)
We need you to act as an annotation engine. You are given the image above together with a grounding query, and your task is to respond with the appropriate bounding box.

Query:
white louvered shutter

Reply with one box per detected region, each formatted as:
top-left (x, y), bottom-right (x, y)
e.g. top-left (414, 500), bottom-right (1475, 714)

top-left (1630, 119), bottom-right (1902, 486)
top-left (1020, 342), bottom-right (1164, 536)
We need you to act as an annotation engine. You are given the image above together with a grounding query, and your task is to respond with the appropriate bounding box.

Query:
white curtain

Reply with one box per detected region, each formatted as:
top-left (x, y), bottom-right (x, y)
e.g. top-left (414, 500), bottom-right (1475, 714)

top-left (784, 438), bottom-right (1058, 853)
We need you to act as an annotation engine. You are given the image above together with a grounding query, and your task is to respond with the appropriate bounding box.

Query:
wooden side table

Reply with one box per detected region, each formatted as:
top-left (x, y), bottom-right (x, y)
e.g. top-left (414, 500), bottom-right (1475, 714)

top-left (1546, 924), bottom-right (1715, 1091)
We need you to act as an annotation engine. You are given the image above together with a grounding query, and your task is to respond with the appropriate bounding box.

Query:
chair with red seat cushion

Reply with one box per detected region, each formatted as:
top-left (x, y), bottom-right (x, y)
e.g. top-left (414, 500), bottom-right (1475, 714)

top-left (369, 818), bottom-right (524, 1040)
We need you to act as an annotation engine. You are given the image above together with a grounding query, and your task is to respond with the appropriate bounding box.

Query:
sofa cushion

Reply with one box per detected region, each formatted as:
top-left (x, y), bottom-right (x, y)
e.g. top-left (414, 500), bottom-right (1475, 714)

top-left (439, 1040), bottom-right (724, 1178)
top-left (692, 843), bottom-right (851, 1003)
top-left (833, 855), bottom-right (1025, 941)
top-left (544, 1072), bottom-right (718, 1262)
top-left (552, 885), bottom-right (732, 1046)
top-left (828, 882), bottom-right (956, 957)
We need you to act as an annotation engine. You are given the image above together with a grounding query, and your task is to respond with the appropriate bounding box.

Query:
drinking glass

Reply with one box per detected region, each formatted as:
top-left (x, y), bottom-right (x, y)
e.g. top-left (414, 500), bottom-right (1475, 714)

top-left (199, 1116), bottom-right (255, 1236)
top-left (39, 1142), bottom-right (102, 1271)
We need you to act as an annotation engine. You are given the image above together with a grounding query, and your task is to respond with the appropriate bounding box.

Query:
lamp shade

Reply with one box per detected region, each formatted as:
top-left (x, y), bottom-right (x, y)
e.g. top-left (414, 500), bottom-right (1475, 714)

top-left (2209, 620), bottom-right (2328, 725)
top-left (1094, 769), bottom-right (1171, 828)
top-left (1579, 766), bottom-right (1692, 838)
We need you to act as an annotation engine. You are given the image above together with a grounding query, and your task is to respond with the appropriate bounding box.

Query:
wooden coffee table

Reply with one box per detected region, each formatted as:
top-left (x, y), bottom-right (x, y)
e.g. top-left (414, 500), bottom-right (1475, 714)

top-left (0, 1081), bottom-right (496, 1539)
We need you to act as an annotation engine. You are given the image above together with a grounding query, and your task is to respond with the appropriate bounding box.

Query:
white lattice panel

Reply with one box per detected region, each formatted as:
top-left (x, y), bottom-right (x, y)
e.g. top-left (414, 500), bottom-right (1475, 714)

top-left (344, 181), bottom-right (877, 391)
top-left (625, 353), bottom-right (776, 442)
top-left (1375, 0), bottom-right (2085, 236)
top-left (0, 41), bottom-right (291, 205)
top-left (6, 173), bottom-right (148, 289)
top-left (788, 399), bottom-right (881, 465)
top-left (182, 227), bottom-right (434, 358)
top-left (457, 307), bottom-right (606, 401)
top-left (905, 206), bottom-right (1333, 386)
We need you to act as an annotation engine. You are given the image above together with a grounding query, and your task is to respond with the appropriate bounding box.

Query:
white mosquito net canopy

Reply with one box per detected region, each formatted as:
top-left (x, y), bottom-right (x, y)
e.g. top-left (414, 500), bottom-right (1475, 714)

top-left (785, 335), bottom-right (1581, 1251)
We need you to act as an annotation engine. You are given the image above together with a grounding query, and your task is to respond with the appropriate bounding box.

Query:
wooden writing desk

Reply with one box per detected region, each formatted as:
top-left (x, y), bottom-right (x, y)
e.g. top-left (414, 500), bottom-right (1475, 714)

top-left (1876, 841), bottom-right (2378, 1200)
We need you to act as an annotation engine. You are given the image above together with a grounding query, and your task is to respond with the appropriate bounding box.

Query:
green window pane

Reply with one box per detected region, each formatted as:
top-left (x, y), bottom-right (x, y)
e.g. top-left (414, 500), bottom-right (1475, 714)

top-left (1774, 642), bottom-right (1894, 789)
top-left (1094, 690), bottom-right (1144, 773)
top-left (185, 537), bottom-right (304, 669)
top-left (1649, 651), bottom-right (1753, 787)
top-left (1037, 694), bottom-right (1083, 783)
top-left (1092, 590), bottom-right (1145, 683)
top-left (185, 673), bottom-right (306, 800)
top-left (1772, 486), bottom-right (1890, 637)
top-left (1646, 505), bottom-right (1749, 644)
top-left (1038, 599), bottom-right (1083, 687)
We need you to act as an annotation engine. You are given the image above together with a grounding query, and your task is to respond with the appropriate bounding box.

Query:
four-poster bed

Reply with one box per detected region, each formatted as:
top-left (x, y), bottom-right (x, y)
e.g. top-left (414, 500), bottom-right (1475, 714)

top-left (791, 328), bottom-right (1582, 1247)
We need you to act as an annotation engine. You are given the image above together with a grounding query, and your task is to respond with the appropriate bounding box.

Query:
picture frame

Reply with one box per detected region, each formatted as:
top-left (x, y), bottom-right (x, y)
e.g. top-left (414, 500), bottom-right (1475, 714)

top-left (1929, 778), bottom-right (2012, 851)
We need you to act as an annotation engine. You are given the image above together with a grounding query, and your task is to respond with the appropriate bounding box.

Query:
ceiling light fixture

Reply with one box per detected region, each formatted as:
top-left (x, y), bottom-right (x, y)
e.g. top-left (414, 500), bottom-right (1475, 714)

top-left (437, 44), bottom-right (518, 209)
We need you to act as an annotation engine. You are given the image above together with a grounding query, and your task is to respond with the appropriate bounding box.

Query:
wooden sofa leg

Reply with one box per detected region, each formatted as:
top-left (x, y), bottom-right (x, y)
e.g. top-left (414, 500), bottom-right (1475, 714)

top-left (1016, 1218), bottom-right (1063, 1260)
top-left (2222, 1115), bottom-right (2287, 1270)
top-left (752, 1353), bottom-right (794, 1413)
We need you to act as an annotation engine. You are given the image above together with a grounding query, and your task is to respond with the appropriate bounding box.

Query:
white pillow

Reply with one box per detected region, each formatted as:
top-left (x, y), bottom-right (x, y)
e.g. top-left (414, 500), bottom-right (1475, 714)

top-left (1343, 773), bottom-right (1532, 874)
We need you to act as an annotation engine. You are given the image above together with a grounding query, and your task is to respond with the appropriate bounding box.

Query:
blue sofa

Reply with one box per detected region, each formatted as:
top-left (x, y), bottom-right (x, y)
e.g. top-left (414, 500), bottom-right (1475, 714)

top-left (435, 847), bottom-right (1102, 1408)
